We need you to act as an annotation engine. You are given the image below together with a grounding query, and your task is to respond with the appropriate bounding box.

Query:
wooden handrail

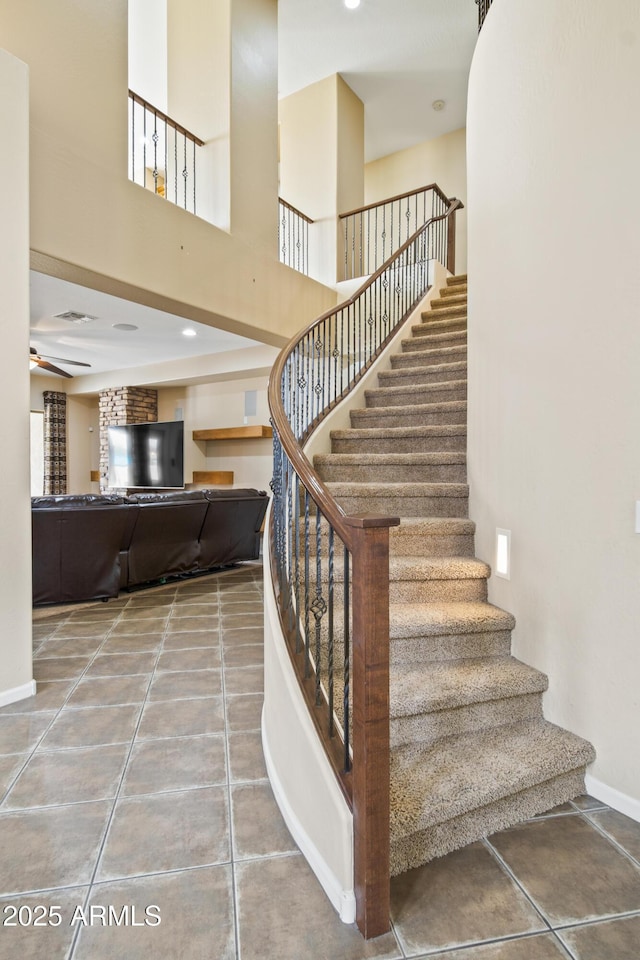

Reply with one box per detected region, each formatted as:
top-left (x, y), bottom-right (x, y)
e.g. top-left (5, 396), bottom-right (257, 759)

top-left (272, 198), bottom-right (464, 410)
top-left (128, 89), bottom-right (205, 147)
top-left (279, 196), bottom-right (314, 224)
top-left (339, 182), bottom-right (450, 220)
top-left (268, 194), bottom-right (462, 939)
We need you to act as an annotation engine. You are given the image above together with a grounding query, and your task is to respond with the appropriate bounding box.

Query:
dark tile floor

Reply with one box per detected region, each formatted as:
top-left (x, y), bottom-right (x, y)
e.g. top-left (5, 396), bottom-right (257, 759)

top-left (1, 563), bottom-right (640, 959)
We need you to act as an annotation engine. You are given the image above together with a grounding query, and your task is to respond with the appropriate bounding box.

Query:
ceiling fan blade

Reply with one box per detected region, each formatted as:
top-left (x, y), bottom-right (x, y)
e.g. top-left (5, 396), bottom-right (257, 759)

top-left (36, 358), bottom-right (73, 379)
top-left (37, 353), bottom-right (92, 367)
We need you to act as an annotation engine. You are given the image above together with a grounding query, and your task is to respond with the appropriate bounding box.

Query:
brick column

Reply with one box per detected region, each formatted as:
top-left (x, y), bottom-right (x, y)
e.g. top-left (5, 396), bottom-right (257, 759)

top-left (99, 386), bottom-right (158, 492)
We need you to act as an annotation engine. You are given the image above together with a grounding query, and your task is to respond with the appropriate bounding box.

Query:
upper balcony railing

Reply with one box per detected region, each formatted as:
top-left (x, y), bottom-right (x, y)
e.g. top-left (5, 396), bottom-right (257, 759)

top-left (476, 0), bottom-right (493, 31)
top-left (278, 198), bottom-right (313, 276)
top-left (128, 90), bottom-right (204, 216)
top-left (339, 184), bottom-right (457, 281)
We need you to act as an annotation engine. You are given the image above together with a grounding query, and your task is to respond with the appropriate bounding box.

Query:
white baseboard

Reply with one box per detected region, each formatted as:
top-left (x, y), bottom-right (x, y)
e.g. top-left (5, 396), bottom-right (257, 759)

top-left (261, 713), bottom-right (356, 924)
top-left (585, 773), bottom-right (640, 823)
top-left (0, 679), bottom-right (36, 709)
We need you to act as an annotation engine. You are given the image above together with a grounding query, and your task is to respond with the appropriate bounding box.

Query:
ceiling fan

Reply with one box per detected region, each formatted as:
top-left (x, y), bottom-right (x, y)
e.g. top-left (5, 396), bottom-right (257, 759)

top-left (29, 346), bottom-right (92, 379)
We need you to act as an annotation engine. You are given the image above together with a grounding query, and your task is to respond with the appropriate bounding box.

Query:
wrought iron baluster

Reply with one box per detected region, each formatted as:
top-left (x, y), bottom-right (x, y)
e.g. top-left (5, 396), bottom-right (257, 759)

top-left (313, 510), bottom-right (325, 706)
top-left (328, 525), bottom-right (335, 735)
top-left (294, 473), bottom-right (302, 653)
top-left (304, 488), bottom-right (311, 677)
top-left (343, 544), bottom-right (351, 772)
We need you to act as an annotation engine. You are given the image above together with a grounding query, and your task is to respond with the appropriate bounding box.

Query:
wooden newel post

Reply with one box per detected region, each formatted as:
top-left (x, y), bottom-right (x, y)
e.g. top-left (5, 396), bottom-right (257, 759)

top-left (446, 204), bottom-right (457, 276)
top-left (345, 513), bottom-right (399, 940)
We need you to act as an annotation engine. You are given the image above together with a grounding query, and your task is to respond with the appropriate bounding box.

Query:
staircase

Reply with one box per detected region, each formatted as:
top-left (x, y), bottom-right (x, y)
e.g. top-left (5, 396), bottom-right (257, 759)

top-left (313, 275), bottom-right (595, 877)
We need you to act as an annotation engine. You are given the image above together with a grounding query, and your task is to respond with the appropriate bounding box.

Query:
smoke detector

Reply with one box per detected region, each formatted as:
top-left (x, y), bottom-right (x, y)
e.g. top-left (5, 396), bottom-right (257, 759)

top-left (432, 99), bottom-right (446, 112)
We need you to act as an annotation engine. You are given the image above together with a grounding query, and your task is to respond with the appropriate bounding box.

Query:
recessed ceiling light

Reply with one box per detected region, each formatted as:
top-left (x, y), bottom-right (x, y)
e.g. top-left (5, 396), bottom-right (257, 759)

top-left (182, 328), bottom-right (197, 337)
top-left (432, 99), bottom-right (446, 112)
top-left (112, 323), bottom-right (138, 331)
top-left (344, 0), bottom-right (360, 8)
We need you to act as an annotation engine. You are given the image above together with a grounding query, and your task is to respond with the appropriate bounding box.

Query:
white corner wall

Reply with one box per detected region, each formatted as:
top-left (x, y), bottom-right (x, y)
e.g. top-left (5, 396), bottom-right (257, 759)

top-left (365, 128), bottom-right (468, 274)
top-left (0, 48), bottom-right (34, 706)
top-left (467, 0), bottom-right (640, 806)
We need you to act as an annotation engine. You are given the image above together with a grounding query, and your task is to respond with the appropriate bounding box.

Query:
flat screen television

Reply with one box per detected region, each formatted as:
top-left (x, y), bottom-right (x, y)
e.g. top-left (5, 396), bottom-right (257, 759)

top-left (107, 420), bottom-right (184, 489)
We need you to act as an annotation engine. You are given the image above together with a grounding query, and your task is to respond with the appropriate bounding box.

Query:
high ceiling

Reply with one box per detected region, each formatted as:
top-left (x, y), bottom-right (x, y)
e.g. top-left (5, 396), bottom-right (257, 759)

top-left (30, 0), bottom-right (478, 384)
top-left (278, 0), bottom-right (478, 162)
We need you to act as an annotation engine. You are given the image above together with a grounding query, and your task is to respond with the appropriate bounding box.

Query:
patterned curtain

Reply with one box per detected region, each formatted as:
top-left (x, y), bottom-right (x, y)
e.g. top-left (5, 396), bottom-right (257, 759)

top-left (43, 390), bottom-right (67, 495)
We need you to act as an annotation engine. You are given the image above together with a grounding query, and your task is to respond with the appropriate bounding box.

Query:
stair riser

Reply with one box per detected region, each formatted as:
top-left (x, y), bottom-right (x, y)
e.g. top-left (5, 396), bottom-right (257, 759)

top-left (331, 434), bottom-right (466, 454)
top-left (378, 364), bottom-right (467, 387)
top-left (402, 333), bottom-right (466, 353)
top-left (333, 495), bottom-right (469, 519)
top-left (391, 693), bottom-right (544, 750)
top-left (351, 408), bottom-right (466, 428)
top-left (391, 579), bottom-right (487, 603)
top-left (391, 346), bottom-right (467, 368)
top-left (330, 578), bottom-right (487, 605)
top-left (390, 768), bottom-right (587, 875)
top-left (365, 386), bottom-right (466, 408)
top-left (390, 533), bottom-right (475, 556)
top-left (390, 631), bottom-right (513, 665)
top-left (317, 463), bottom-right (467, 483)
top-left (447, 275), bottom-right (467, 286)
top-left (308, 527), bottom-right (475, 557)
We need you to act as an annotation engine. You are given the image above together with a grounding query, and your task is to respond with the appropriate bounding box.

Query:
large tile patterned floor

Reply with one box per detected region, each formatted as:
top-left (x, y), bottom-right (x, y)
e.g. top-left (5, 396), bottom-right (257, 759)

top-left (1, 562), bottom-right (639, 958)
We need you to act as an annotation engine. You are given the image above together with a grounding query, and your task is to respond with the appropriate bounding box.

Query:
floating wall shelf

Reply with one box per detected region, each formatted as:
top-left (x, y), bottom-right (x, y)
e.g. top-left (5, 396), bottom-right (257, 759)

top-left (192, 425), bottom-right (273, 442)
top-left (192, 471), bottom-right (234, 485)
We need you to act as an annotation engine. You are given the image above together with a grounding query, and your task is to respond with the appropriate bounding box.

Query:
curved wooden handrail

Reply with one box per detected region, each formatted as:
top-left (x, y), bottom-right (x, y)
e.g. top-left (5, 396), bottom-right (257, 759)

top-left (339, 182), bottom-right (451, 221)
top-left (268, 193), bottom-right (462, 939)
top-left (269, 199), bottom-right (465, 541)
top-left (128, 89), bottom-right (205, 147)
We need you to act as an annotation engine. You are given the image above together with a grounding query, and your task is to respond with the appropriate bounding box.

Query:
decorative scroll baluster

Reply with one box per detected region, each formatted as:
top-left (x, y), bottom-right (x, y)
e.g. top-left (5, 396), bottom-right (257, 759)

top-left (343, 544), bottom-right (351, 773)
top-left (128, 90), bottom-right (202, 216)
top-left (279, 198), bottom-right (313, 276)
top-left (476, 0), bottom-right (493, 31)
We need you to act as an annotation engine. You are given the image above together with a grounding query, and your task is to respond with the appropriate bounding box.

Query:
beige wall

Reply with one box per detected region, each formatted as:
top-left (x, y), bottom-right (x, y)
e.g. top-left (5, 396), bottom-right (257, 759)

top-left (279, 75), bottom-right (364, 284)
top-left (467, 0), bottom-right (640, 806)
top-left (0, 49), bottom-right (33, 705)
top-left (158, 375), bottom-right (273, 493)
top-left (365, 128), bottom-right (467, 274)
top-left (0, 0), bottom-right (335, 347)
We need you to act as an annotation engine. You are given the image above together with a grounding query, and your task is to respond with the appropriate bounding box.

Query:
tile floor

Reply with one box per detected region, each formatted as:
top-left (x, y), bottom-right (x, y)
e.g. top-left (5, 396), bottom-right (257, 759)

top-left (1, 562), bottom-right (640, 959)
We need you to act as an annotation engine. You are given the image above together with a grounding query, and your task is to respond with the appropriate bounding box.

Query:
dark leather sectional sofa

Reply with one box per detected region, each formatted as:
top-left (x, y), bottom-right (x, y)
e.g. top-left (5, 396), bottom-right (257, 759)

top-left (32, 488), bottom-right (269, 606)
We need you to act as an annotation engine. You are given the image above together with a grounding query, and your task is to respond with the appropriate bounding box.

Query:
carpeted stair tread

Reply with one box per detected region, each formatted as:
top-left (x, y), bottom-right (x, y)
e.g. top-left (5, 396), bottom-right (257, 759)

top-left (330, 424), bottom-right (467, 455)
top-left (364, 380), bottom-right (467, 407)
top-left (388, 556), bottom-right (489, 582)
top-left (415, 313), bottom-right (467, 332)
top-left (316, 453), bottom-right (467, 469)
top-left (350, 401), bottom-right (467, 429)
top-left (417, 300), bottom-right (467, 329)
top-left (390, 344), bottom-right (467, 368)
top-left (322, 555), bottom-right (489, 585)
top-left (389, 719), bottom-right (596, 841)
top-left (440, 284), bottom-right (467, 298)
top-left (447, 274), bottom-right (467, 285)
top-left (378, 360), bottom-right (467, 386)
top-left (388, 600), bottom-right (515, 638)
top-left (401, 329), bottom-right (467, 350)
top-left (428, 293), bottom-right (467, 309)
top-left (390, 656), bottom-right (548, 717)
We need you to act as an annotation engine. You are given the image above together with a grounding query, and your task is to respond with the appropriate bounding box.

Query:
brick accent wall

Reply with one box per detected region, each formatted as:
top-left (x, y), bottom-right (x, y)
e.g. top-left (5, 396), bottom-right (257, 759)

top-left (99, 386), bottom-right (158, 492)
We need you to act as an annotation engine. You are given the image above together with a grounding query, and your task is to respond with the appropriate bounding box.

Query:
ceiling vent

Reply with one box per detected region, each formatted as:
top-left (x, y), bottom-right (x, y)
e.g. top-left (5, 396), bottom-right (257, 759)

top-left (54, 311), bottom-right (97, 324)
